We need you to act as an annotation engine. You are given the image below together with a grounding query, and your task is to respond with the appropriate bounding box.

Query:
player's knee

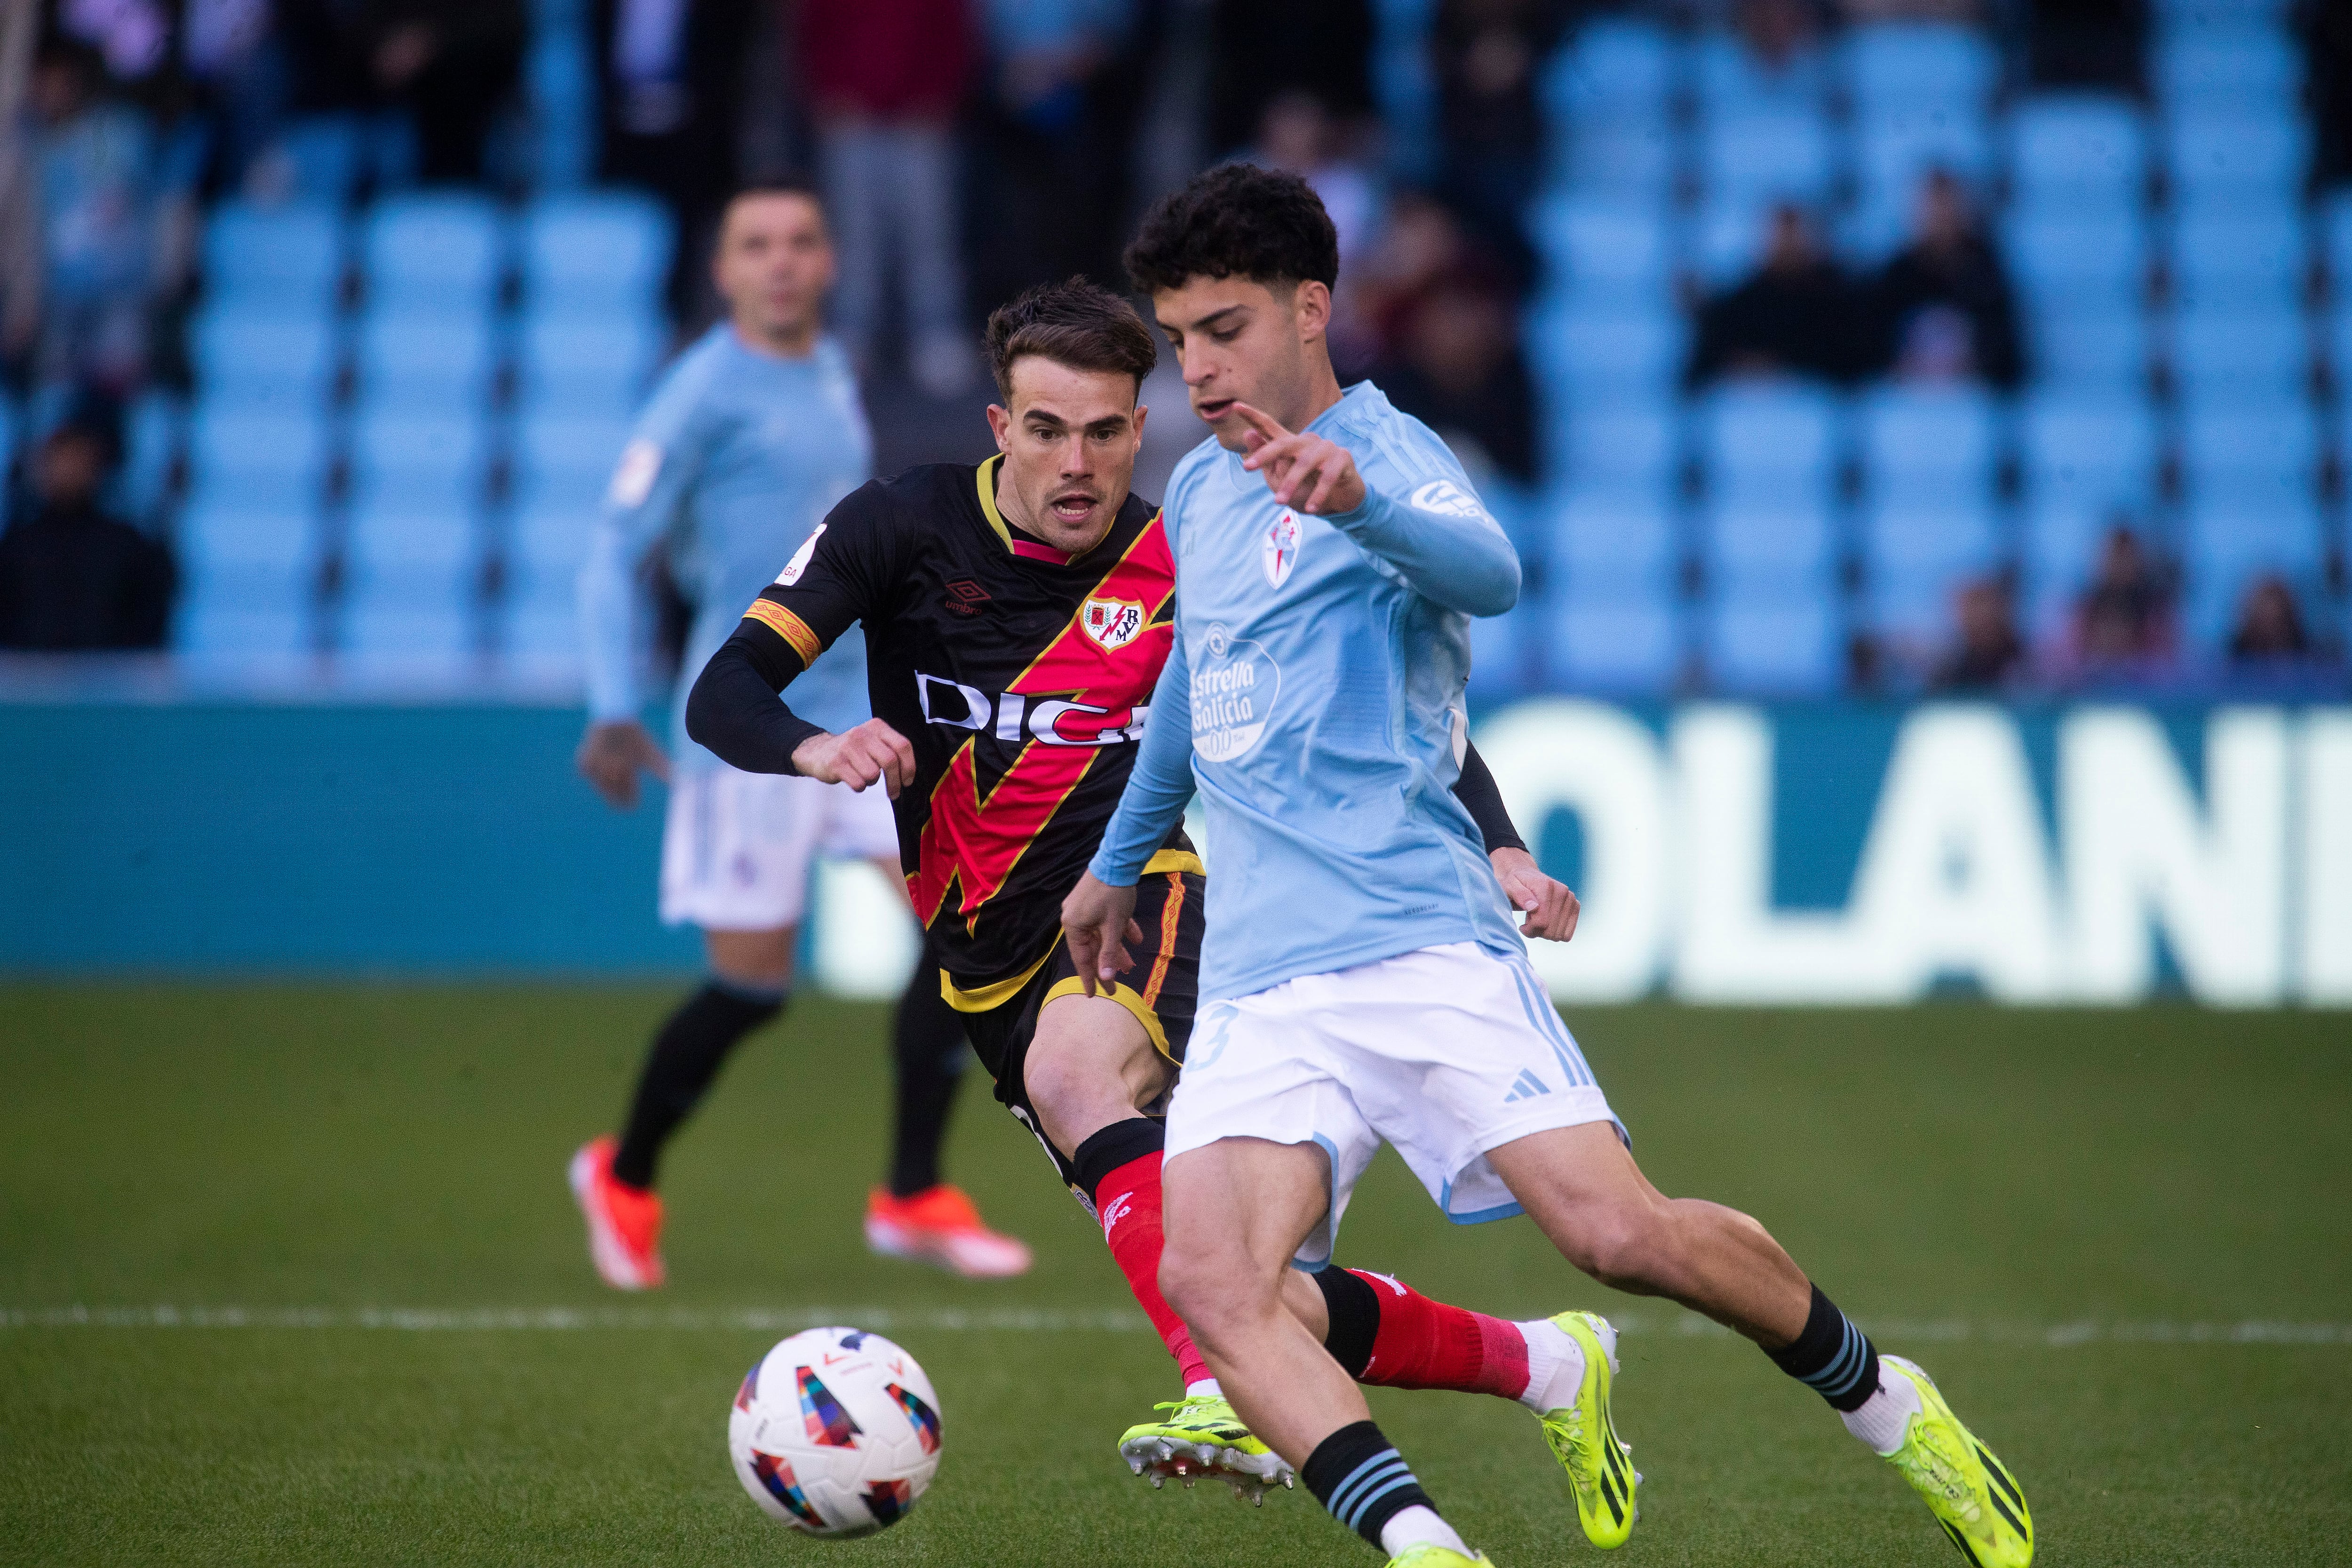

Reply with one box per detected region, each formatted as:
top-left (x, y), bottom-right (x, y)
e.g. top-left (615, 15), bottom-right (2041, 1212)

top-left (1157, 1233), bottom-right (1242, 1339)
top-left (1560, 1201), bottom-right (1676, 1292)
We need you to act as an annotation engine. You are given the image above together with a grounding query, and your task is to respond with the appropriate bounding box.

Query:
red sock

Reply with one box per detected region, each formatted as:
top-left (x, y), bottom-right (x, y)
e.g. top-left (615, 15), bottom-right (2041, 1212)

top-left (1346, 1269), bottom-right (1531, 1398)
top-left (1095, 1152), bottom-right (1214, 1389)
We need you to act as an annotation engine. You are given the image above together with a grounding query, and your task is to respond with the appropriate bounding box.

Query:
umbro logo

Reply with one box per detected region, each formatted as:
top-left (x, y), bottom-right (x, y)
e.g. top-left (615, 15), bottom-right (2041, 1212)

top-left (944, 580), bottom-right (991, 617)
top-left (1503, 1069), bottom-right (1551, 1103)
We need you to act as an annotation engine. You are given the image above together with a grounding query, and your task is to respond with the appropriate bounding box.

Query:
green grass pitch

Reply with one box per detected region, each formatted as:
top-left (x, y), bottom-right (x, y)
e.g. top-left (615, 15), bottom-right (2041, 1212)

top-left (3, 986), bottom-right (2347, 1567)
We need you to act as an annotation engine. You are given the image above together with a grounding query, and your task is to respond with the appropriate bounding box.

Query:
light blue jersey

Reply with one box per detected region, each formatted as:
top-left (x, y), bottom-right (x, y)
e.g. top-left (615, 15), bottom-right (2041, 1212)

top-left (580, 323), bottom-right (873, 769)
top-left (1089, 381), bottom-right (1526, 1003)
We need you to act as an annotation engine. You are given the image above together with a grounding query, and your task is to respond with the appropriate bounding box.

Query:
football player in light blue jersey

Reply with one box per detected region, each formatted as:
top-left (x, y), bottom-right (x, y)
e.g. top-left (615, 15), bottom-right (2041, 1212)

top-left (1064, 167), bottom-right (2032, 1568)
top-left (568, 185), bottom-right (1030, 1293)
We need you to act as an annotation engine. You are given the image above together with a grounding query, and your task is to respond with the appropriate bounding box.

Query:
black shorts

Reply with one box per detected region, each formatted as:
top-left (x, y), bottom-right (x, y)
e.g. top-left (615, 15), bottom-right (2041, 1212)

top-left (947, 868), bottom-right (1205, 1187)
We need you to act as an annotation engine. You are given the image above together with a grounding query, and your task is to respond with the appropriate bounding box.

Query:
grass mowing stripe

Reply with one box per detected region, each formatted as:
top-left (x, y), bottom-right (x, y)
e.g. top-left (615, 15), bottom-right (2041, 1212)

top-left (8, 1305), bottom-right (2352, 1345)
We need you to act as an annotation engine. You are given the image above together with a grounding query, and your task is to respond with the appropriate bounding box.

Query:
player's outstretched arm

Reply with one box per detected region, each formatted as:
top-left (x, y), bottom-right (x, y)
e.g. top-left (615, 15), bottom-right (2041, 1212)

top-left (1230, 401), bottom-right (1520, 617)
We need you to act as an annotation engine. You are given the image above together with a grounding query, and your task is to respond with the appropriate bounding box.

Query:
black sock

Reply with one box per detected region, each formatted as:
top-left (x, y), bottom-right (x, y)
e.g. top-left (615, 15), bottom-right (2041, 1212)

top-left (1767, 1284), bottom-right (1882, 1413)
top-left (1301, 1419), bottom-right (1436, 1549)
top-left (1070, 1117), bottom-right (1165, 1205)
top-left (887, 959), bottom-right (969, 1198)
top-left (610, 980), bottom-right (784, 1190)
top-left (1313, 1266), bottom-right (1381, 1378)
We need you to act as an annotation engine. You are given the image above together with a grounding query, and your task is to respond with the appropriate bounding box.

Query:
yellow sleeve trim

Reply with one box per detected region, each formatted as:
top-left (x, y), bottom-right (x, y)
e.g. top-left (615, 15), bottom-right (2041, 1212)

top-left (1142, 849), bottom-right (1204, 877)
top-left (939, 945), bottom-right (1057, 1014)
top-left (742, 598), bottom-right (823, 665)
top-left (1041, 975), bottom-right (1175, 1062)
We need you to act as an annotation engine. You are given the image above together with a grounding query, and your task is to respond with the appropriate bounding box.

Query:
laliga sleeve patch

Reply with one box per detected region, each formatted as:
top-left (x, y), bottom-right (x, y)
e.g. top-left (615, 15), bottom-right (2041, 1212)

top-left (608, 439), bottom-right (663, 507)
top-left (775, 524), bottom-right (827, 585)
top-left (1410, 478), bottom-right (1490, 520)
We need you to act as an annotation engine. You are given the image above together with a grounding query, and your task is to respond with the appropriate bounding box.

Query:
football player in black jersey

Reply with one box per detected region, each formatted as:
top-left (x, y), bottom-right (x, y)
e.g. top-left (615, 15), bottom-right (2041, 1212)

top-left (688, 280), bottom-right (1586, 1493)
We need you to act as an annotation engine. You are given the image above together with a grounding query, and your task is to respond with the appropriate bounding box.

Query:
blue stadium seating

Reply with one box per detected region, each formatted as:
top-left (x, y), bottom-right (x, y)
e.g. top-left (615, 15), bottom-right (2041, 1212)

top-left (185, 407), bottom-right (327, 517)
top-left (518, 316), bottom-right (662, 417)
top-left (175, 499), bottom-right (318, 658)
top-left (1552, 580), bottom-right (1684, 691)
top-left (1699, 385), bottom-right (1839, 512)
top-left (1703, 106), bottom-right (1835, 206)
top-left (2032, 310), bottom-right (2148, 393)
top-left (342, 501), bottom-right (480, 661)
top-left (1846, 24), bottom-right (1998, 111)
top-left (350, 409), bottom-right (485, 517)
top-left (2155, 24), bottom-right (2300, 100)
top-left (1550, 484), bottom-right (1679, 581)
top-left (523, 193), bottom-right (672, 311)
top-left (514, 411), bottom-right (630, 514)
top-left (2171, 302), bottom-right (2309, 398)
top-left (2165, 112), bottom-right (2307, 206)
top-left (2021, 394), bottom-right (2156, 612)
top-left (1707, 500), bottom-right (1838, 591)
top-left (2008, 96), bottom-right (2146, 212)
top-left (1525, 294), bottom-right (1681, 394)
top-left (363, 193), bottom-right (503, 313)
top-left (1695, 31), bottom-right (1826, 111)
top-left (191, 310), bottom-right (338, 416)
top-left (1705, 594), bottom-right (1842, 694)
top-left (202, 201), bottom-right (343, 311)
top-left (2006, 209), bottom-right (2147, 304)
top-left (1867, 497), bottom-right (2002, 641)
top-left (1859, 386), bottom-right (1996, 509)
top-left (1543, 18), bottom-right (1674, 128)
top-left (358, 309), bottom-right (495, 411)
top-left (1530, 196), bottom-right (1672, 299)
top-left (2171, 207), bottom-right (2305, 306)
top-left (1550, 405), bottom-right (1678, 500)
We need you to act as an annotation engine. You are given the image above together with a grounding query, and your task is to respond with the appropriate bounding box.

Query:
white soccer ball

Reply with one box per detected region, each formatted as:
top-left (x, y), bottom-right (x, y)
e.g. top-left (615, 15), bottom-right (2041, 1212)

top-left (727, 1326), bottom-right (943, 1536)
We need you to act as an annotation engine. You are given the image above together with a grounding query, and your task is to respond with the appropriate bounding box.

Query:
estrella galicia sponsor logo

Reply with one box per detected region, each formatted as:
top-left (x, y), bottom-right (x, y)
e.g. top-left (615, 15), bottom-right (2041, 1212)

top-left (774, 523), bottom-right (826, 585)
top-left (1409, 478), bottom-right (1489, 521)
top-left (914, 671), bottom-right (1145, 746)
top-left (1262, 509), bottom-right (1302, 588)
top-left (1192, 622), bottom-right (1280, 763)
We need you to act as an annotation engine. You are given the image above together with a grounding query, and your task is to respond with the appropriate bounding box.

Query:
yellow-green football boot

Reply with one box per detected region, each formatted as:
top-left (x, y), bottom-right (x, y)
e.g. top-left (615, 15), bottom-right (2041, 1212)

top-left (1385, 1546), bottom-right (1495, 1568)
top-left (1535, 1310), bottom-right (1638, 1548)
top-left (1118, 1392), bottom-right (1295, 1502)
top-left (1880, 1356), bottom-right (2033, 1567)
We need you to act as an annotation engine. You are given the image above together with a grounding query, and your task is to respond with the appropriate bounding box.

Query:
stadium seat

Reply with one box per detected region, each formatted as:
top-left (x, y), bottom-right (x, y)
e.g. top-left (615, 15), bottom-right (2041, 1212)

top-left (2007, 95), bottom-right (2147, 213)
top-left (1865, 498), bottom-right (2002, 642)
top-left (2171, 207), bottom-right (2306, 306)
top-left (202, 200), bottom-right (345, 311)
top-left (514, 411), bottom-right (630, 514)
top-left (517, 314), bottom-right (663, 415)
top-left (350, 409), bottom-right (486, 516)
top-left (1854, 103), bottom-right (1994, 215)
top-left (2020, 394), bottom-right (2156, 611)
top-left (1694, 193), bottom-right (1783, 287)
top-left (364, 192), bottom-right (503, 313)
top-left (2154, 24), bottom-right (2299, 102)
top-left (1551, 573), bottom-right (1684, 692)
top-left (1698, 384), bottom-right (1840, 511)
top-left (118, 393), bottom-right (185, 524)
top-left (1694, 30), bottom-right (1827, 112)
top-left (2180, 400), bottom-right (2320, 509)
top-left (1552, 114), bottom-right (1677, 197)
top-left (2170, 302), bottom-right (2310, 400)
top-left (523, 192), bottom-right (673, 311)
top-left (342, 502), bottom-right (481, 659)
top-left (174, 503), bottom-right (318, 657)
top-left (2005, 209), bottom-right (2147, 302)
top-left (2031, 308), bottom-right (2148, 394)
top-left (191, 309), bottom-right (337, 416)
top-left (1549, 404), bottom-right (1679, 500)
top-left (358, 308), bottom-right (494, 410)
top-left (2182, 499), bottom-right (2325, 643)
top-left (1702, 105), bottom-right (1835, 206)
top-left (1844, 24), bottom-right (1997, 112)
top-left (2164, 111), bottom-right (2306, 207)
top-left (184, 407), bottom-right (328, 516)
top-left (1549, 484), bottom-right (1679, 581)
top-left (1858, 385), bottom-right (1997, 511)
top-left (1543, 18), bottom-right (1674, 125)
top-left (1524, 295), bottom-right (1682, 394)
top-left (1706, 501), bottom-right (1838, 589)
top-left (1531, 197), bottom-right (1672, 298)
top-left (1704, 591), bottom-right (1843, 694)
top-left (2323, 191), bottom-right (2352, 293)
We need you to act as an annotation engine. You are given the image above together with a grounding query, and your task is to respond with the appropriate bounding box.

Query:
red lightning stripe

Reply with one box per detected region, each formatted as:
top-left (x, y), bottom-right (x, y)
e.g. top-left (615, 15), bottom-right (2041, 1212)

top-left (908, 516), bottom-right (1176, 927)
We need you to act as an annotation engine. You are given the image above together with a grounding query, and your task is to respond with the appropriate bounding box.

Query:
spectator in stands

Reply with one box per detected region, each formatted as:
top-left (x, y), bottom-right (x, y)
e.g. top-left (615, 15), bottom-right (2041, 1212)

top-left (182, 0), bottom-right (296, 197)
top-left (1255, 92), bottom-right (1380, 265)
top-left (1373, 260), bottom-right (1538, 486)
top-left (1869, 168), bottom-right (2026, 389)
top-left (1207, 0), bottom-right (1375, 158)
top-left (0, 405), bottom-right (175, 651)
top-left (2226, 573), bottom-right (2335, 667)
top-left (1685, 203), bottom-right (1870, 387)
top-left (1930, 575), bottom-right (2027, 691)
top-left (799, 0), bottom-right (977, 397)
top-left (29, 40), bottom-right (159, 395)
top-left (970, 0), bottom-right (1147, 325)
top-left (359, 0), bottom-right (527, 183)
top-left (596, 0), bottom-right (756, 326)
top-left (1428, 0), bottom-right (1572, 287)
top-left (2064, 523), bottom-right (2177, 679)
top-left (2031, 0), bottom-right (2148, 94)
top-left (1735, 0), bottom-right (1827, 76)
top-left (2302, 0), bottom-right (2352, 193)
top-left (1332, 189), bottom-right (1467, 374)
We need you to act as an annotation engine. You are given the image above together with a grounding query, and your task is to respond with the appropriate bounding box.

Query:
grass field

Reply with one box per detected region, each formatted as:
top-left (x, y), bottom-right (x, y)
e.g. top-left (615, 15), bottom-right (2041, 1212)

top-left (3, 986), bottom-right (2348, 1567)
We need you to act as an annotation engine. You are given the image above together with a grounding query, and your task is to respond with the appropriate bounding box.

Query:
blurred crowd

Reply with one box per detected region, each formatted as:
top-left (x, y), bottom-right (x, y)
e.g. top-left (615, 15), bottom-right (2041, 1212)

top-left (0, 0), bottom-right (2343, 695)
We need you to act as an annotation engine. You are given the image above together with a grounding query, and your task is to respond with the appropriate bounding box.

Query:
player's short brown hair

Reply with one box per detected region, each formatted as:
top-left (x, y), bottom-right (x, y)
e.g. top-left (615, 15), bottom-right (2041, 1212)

top-left (984, 278), bottom-right (1158, 403)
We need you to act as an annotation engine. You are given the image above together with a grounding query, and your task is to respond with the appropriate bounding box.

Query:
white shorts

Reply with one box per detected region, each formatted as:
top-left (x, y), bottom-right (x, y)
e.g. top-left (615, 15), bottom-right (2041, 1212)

top-left (1164, 940), bottom-right (1624, 1267)
top-left (658, 764), bottom-right (901, 931)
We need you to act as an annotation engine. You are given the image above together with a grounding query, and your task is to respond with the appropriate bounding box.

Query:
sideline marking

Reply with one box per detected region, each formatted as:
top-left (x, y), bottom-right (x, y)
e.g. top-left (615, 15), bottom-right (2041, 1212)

top-left (2, 1306), bottom-right (2348, 1346)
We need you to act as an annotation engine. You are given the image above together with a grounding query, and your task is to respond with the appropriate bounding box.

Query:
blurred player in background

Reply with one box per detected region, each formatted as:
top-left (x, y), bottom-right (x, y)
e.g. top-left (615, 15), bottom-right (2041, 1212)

top-left (688, 279), bottom-right (1605, 1500)
top-left (568, 184), bottom-right (1030, 1290)
top-left (1067, 164), bottom-right (2032, 1568)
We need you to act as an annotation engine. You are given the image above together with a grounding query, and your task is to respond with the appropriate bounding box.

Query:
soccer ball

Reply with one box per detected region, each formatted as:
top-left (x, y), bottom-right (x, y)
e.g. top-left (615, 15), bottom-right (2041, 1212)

top-left (727, 1326), bottom-right (943, 1536)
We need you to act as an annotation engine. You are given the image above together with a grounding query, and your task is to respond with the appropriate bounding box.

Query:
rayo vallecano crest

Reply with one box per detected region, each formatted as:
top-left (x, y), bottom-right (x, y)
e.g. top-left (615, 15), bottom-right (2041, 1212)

top-left (1262, 510), bottom-right (1302, 588)
top-left (1081, 596), bottom-right (1147, 651)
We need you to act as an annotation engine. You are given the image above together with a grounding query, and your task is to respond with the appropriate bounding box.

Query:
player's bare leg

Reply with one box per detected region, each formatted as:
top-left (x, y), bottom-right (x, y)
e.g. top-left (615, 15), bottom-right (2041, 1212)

top-left (1161, 1136), bottom-right (1479, 1559)
top-left (1486, 1125), bottom-right (2031, 1565)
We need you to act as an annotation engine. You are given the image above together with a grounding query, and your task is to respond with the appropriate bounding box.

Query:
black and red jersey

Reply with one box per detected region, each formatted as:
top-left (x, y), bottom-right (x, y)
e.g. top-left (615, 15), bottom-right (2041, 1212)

top-left (704, 456), bottom-right (1196, 995)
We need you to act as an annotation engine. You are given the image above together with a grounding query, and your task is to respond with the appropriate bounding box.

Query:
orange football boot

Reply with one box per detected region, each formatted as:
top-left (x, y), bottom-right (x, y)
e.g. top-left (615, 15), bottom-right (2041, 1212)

top-left (864, 1184), bottom-right (1033, 1278)
top-left (569, 1136), bottom-right (666, 1289)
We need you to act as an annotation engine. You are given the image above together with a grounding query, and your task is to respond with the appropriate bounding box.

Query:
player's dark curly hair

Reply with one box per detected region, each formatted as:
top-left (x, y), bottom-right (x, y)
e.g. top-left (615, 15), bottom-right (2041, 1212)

top-left (1123, 163), bottom-right (1341, 296)
top-left (984, 278), bottom-right (1159, 401)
